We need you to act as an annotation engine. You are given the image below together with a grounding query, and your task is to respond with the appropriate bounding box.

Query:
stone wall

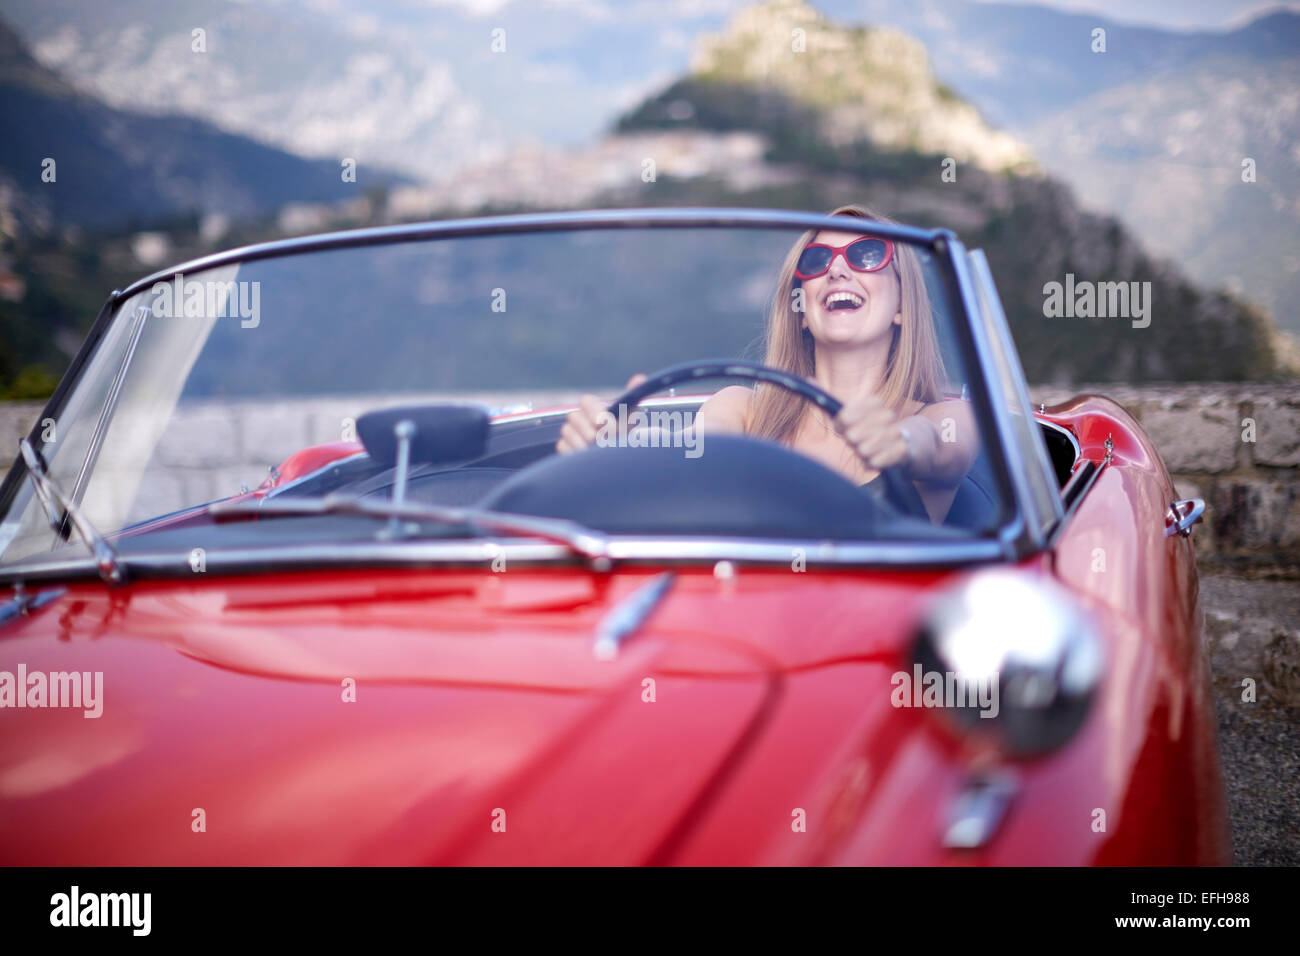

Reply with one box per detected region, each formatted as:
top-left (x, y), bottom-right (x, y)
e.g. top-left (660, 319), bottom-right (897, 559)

top-left (1030, 383), bottom-right (1300, 572)
top-left (3, 383), bottom-right (1298, 568)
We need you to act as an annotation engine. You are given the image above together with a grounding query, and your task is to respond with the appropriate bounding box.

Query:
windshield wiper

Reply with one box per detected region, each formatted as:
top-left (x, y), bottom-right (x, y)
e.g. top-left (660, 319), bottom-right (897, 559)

top-left (17, 438), bottom-right (126, 585)
top-left (208, 494), bottom-right (613, 566)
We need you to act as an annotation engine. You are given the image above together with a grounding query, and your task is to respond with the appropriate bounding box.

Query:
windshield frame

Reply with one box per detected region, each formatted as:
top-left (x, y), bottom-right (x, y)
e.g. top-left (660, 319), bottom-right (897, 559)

top-left (0, 208), bottom-right (1041, 582)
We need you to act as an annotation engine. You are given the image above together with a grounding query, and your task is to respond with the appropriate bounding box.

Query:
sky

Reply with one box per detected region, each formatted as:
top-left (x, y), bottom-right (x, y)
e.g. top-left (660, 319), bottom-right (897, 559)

top-left (425, 0), bottom-right (1300, 32)
top-left (977, 0), bottom-right (1297, 30)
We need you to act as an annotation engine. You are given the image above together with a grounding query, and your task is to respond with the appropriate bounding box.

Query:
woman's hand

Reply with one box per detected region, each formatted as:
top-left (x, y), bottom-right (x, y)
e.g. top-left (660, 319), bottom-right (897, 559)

top-left (555, 373), bottom-right (646, 455)
top-left (833, 395), bottom-right (927, 473)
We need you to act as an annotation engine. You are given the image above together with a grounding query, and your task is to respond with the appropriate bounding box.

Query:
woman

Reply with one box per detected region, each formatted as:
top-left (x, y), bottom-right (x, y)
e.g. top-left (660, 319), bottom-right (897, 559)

top-left (555, 204), bottom-right (978, 523)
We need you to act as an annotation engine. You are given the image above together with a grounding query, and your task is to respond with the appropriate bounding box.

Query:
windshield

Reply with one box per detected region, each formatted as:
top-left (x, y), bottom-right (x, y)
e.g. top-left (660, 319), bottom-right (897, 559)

top-left (0, 218), bottom-right (1014, 569)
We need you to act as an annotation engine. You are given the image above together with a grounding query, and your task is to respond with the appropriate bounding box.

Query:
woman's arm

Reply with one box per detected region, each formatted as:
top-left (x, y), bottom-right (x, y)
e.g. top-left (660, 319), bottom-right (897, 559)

top-left (555, 373), bottom-right (646, 455)
top-left (834, 396), bottom-right (978, 487)
top-left (556, 376), bottom-right (749, 455)
top-left (834, 396), bottom-right (978, 523)
top-left (901, 400), bottom-right (979, 486)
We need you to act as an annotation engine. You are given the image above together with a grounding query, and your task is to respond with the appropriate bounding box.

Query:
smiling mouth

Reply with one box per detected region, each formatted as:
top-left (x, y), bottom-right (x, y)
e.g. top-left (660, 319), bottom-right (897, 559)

top-left (824, 290), bottom-right (865, 311)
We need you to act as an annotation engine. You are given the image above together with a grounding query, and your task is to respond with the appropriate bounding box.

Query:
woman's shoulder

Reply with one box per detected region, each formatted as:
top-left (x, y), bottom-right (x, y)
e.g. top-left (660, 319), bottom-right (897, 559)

top-left (708, 384), bottom-right (753, 406)
top-left (911, 390), bottom-right (974, 418)
top-left (696, 385), bottom-right (752, 433)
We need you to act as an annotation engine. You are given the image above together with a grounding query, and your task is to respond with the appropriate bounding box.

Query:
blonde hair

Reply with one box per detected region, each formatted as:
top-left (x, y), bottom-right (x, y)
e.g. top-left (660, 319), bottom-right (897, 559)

top-left (746, 204), bottom-right (944, 445)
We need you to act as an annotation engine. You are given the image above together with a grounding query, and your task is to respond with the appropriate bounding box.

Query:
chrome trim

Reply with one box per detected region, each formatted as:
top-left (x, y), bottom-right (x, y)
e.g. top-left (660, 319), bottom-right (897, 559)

top-left (593, 571), bottom-right (675, 660)
top-left (19, 443), bottom-right (62, 531)
top-left (1166, 498), bottom-right (1206, 537)
top-left (0, 294), bottom-right (117, 525)
top-left (1060, 459), bottom-right (1099, 506)
top-left (596, 537), bottom-right (1007, 565)
top-left (1045, 459), bottom-right (1107, 547)
top-left (1, 540), bottom-right (572, 583)
top-left (0, 583), bottom-right (66, 625)
top-left (264, 452), bottom-right (369, 499)
top-left (944, 241), bottom-right (1034, 557)
top-left (113, 208), bottom-right (949, 305)
top-left (387, 419), bottom-right (417, 520)
top-left (1038, 418), bottom-right (1081, 466)
top-left (967, 250), bottom-right (1066, 534)
top-left (18, 439), bottom-right (125, 585)
top-left (0, 535), bottom-right (1008, 585)
top-left (943, 771), bottom-right (1018, 850)
top-left (70, 303), bottom-right (150, 510)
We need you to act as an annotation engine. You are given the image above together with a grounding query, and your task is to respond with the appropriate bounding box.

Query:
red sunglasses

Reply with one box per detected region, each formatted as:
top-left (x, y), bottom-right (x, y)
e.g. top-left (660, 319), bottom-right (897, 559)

top-left (795, 237), bottom-right (894, 280)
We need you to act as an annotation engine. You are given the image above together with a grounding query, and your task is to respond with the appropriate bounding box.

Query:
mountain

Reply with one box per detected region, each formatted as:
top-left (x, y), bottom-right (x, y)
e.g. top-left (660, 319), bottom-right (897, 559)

top-left (0, 15), bottom-right (404, 398)
top-left (0, 0), bottom-right (682, 182)
top-left (6, 0), bottom-right (1292, 337)
top-left (0, 0), bottom-right (1288, 393)
top-left (1014, 51), bottom-right (1299, 334)
top-left (685, 0), bottom-right (1034, 173)
top-left (0, 17), bottom-right (394, 235)
top-left (832, 1), bottom-right (1300, 127)
top-left (397, 0), bottom-right (1281, 385)
top-left (820, 1), bottom-right (1300, 335)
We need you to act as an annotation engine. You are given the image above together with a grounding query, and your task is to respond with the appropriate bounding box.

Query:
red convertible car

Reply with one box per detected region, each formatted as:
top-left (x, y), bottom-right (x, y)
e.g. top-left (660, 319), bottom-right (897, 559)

top-left (0, 209), bottom-right (1228, 865)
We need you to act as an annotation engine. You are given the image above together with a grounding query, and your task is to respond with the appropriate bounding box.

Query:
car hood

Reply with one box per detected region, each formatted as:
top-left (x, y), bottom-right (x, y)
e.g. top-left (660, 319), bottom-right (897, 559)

top-left (0, 566), bottom-right (957, 865)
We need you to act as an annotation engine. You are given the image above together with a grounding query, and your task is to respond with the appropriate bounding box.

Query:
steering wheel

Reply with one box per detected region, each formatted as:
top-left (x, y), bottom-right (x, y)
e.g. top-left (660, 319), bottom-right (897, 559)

top-left (606, 359), bottom-right (927, 519)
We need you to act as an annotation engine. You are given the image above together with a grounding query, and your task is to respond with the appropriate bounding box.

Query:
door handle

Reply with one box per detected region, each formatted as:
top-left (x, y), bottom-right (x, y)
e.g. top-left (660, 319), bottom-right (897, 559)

top-left (1165, 498), bottom-right (1205, 537)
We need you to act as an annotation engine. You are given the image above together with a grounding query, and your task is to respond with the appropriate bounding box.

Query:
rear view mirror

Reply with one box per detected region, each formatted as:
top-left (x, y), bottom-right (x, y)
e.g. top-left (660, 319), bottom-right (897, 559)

top-left (356, 403), bottom-right (489, 467)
